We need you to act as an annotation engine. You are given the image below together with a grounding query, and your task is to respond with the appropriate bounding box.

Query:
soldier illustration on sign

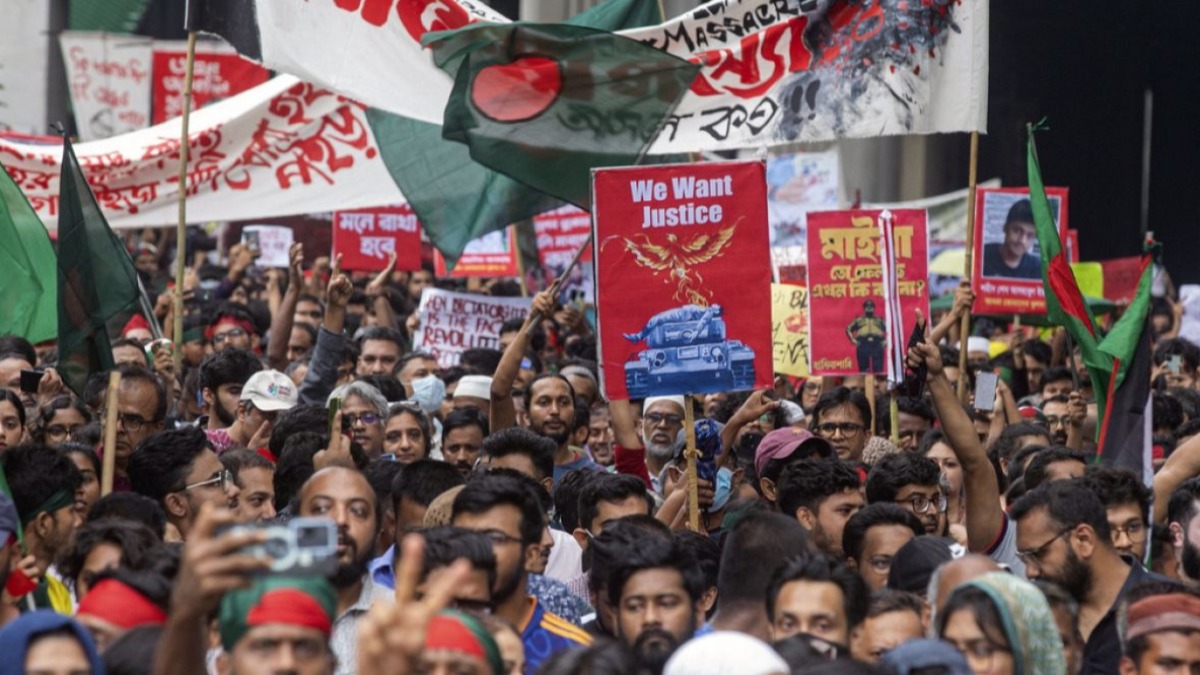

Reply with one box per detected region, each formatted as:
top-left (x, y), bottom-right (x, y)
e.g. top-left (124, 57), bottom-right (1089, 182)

top-left (846, 300), bottom-right (885, 373)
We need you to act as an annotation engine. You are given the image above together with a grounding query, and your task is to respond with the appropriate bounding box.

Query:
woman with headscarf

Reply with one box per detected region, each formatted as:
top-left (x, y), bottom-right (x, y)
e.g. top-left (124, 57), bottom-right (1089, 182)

top-left (937, 571), bottom-right (1067, 675)
top-left (0, 610), bottom-right (105, 675)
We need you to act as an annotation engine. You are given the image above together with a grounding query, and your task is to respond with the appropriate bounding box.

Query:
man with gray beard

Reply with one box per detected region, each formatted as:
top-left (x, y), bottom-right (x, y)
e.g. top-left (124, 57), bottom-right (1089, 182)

top-left (640, 397), bottom-right (686, 494)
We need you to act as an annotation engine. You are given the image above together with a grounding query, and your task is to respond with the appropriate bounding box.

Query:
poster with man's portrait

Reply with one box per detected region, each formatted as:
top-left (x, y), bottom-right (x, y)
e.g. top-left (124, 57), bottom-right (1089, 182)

top-left (971, 187), bottom-right (1069, 315)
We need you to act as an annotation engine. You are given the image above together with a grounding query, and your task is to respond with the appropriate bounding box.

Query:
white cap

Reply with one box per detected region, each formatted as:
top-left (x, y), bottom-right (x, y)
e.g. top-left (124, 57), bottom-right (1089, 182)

top-left (643, 396), bottom-right (685, 414)
top-left (664, 632), bottom-right (789, 675)
top-left (454, 375), bottom-right (492, 401)
top-left (240, 370), bottom-right (299, 411)
top-left (966, 336), bottom-right (991, 355)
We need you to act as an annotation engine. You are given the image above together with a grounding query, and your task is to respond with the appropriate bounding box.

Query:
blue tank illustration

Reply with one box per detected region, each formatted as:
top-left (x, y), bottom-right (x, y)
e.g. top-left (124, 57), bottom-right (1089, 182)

top-left (623, 304), bottom-right (756, 398)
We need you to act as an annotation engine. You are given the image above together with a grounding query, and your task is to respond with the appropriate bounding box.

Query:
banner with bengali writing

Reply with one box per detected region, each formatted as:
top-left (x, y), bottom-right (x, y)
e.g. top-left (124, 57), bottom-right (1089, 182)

top-left (434, 227), bottom-right (519, 278)
top-left (333, 204), bottom-right (423, 272)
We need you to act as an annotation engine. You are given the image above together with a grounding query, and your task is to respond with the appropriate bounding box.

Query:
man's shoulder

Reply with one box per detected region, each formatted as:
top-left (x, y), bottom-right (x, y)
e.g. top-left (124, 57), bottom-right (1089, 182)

top-left (537, 608), bottom-right (594, 646)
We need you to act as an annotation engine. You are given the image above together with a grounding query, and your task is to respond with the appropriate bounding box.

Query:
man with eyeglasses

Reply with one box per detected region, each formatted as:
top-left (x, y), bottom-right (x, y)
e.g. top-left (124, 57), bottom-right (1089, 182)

top-left (1012, 479), bottom-right (1167, 675)
top-left (127, 427), bottom-right (240, 540)
top-left (452, 474), bottom-right (591, 672)
top-left (811, 387), bottom-right (872, 462)
top-left (208, 305), bottom-right (259, 353)
top-left (106, 364), bottom-right (167, 485)
top-left (866, 453), bottom-right (948, 537)
top-left (328, 382), bottom-right (388, 458)
top-left (1083, 465), bottom-right (1152, 563)
top-left (639, 396), bottom-right (686, 492)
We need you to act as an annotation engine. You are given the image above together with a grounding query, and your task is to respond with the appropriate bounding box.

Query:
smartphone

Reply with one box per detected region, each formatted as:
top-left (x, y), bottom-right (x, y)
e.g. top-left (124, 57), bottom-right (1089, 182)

top-left (19, 369), bottom-right (44, 394)
top-left (974, 371), bottom-right (998, 412)
top-left (328, 397), bottom-right (341, 435)
top-left (1169, 354), bottom-right (1182, 375)
top-left (244, 230), bottom-right (261, 253)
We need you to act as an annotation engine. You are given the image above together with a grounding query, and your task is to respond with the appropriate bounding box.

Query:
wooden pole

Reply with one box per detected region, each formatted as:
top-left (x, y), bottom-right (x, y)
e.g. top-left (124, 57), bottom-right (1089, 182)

top-left (172, 30), bottom-right (198, 372)
top-left (865, 374), bottom-right (876, 436)
top-left (101, 372), bottom-right (121, 496)
top-left (683, 395), bottom-right (700, 532)
top-left (957, 131), bottom-right (980, 402)
top-left (890, 396), bottom-right (900, 446)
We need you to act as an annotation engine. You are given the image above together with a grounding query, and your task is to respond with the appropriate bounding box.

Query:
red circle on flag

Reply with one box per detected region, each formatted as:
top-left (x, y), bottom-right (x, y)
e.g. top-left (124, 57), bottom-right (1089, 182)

top-left (471, 56), bottom-right (562, 123)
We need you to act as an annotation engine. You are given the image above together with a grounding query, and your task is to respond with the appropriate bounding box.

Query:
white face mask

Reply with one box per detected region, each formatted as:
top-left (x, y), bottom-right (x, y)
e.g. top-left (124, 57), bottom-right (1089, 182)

top-left (410, 374), bottom-right (445, 414)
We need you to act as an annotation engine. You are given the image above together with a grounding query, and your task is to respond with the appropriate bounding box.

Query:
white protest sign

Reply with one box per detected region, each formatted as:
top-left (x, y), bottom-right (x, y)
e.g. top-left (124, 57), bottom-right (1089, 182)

top-left (59, 32), bottom-right (153, 140)
top-left (412, 288), bottom-right (530, 369)
top-left (242, 225), bottom-right (293, 268)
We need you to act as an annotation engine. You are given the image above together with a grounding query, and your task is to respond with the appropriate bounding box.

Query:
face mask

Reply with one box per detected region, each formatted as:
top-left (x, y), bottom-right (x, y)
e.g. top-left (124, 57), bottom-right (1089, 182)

top-left (410, 374), bottom-right (445, 415)
top-left (709, 466), bottom-right (734, 513)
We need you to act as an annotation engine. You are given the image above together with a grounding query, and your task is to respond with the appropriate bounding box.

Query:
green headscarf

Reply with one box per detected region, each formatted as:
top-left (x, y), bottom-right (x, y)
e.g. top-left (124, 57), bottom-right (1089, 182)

top-left (960, 572), bottom-right (1066, 675)
top-left (218, 575), bottom-right (337, 652)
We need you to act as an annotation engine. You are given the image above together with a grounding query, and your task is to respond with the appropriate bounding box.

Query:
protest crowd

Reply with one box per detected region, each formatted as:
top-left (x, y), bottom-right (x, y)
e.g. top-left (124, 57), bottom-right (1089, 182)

top-left (1, 1), bottom-right (1195, 675)
top-left (0, 224), bottom-right (1197, 675)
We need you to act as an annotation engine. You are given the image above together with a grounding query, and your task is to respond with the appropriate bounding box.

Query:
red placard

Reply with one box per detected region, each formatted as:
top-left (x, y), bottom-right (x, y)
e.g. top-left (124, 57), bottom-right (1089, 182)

top-left (434, 227), bottom-right (519, 278)
top-left (592, 160), bottom-right (773, 400)
top-left (1099, 256), bottom-right (1144, 305)
top-left (534, 205), bottom-right (593, 268)
top-left (151, 45), bottom-right (270, 123)
top-left (971, 187), bottom-right (1069, 316)
top-left (332, 204), bottom-right (423, 272)
top-left (806, 210), bottom-right (930, 376)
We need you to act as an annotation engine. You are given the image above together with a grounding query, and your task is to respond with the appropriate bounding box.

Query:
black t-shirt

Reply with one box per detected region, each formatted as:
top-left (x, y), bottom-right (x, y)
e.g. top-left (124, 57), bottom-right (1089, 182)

top-left (982, 242), bottom-right (1041, 279)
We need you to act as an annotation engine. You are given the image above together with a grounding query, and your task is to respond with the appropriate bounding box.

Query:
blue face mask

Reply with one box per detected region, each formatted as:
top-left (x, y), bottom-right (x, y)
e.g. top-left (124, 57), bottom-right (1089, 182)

top-left (410, 374), bottom-right (445, 415)
top-left (709, 466), bottom-right (734, 513)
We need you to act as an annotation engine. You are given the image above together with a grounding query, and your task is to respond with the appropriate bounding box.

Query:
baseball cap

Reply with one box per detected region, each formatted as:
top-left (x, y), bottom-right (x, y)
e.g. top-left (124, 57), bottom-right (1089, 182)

top-left (240, 370), bottom-right (299, 412)
top-left (887, 535), bottom-right (965, 593)
top-left (882, 639), bottom-right (972, 675)
top-left (754, 427), bottom-right (832, 478)
top-left (0, 491), bottom-right (16, 544)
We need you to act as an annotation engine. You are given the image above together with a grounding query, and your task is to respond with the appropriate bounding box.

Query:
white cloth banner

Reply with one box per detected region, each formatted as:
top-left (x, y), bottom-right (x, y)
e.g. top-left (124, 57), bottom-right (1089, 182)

top-left (412, 288), bottom-right (530, 369)
top-left (0, 75), bottom-right (403, 231)
top-left (237, 0), bottom-right (988, 152)
top-left (59, 32), bottom-right (154, 140)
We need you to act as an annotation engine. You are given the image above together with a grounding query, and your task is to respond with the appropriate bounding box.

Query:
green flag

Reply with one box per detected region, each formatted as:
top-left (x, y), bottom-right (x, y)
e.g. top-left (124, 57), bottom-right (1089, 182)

top-left (1028, 125), bottom-right (1153, 474)
top-left (370, 0), bottom-right (667, 268)
top-left (425, 22), bottom-right (699, 209)
top-left (56, 135), bottom-right (140, 396)
top-left (0, 163), bottom-right (58, 343)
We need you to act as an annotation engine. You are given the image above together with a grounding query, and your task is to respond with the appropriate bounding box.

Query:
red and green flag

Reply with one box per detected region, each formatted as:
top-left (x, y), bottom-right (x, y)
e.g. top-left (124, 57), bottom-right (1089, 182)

top-left (56, 135), bottom-right (141, 396)
top-left (424, 22), bottom-right (699, 209)
top-left (0, 161), bottom-right (57, 344)
top-left (1028, 126), bottom-right (1153, 480)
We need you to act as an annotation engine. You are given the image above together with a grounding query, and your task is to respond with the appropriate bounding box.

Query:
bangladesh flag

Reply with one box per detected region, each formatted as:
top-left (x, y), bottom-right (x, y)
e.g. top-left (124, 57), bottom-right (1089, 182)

top-left (56, 135), bottom-right (141, 396)
top-left (0, 162), bottom-right (57, 344)
top-left (1028, 126), bottom-right (1154, 481)
top-left (425, 22), bottom-right (699, 208)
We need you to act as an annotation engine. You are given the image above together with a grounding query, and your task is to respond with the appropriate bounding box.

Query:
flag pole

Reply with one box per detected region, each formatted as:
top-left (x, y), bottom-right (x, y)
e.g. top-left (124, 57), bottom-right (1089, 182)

top-left (101, 371), bottom-right (121, 496)
top-left (957, 131), bottom-right (980, 402)
top-left (173, 29), bottom-right (198, 371)
top-left (683, 395), bottom-right (700, 532)
top-left (865, 373), bottom-right (876, 435)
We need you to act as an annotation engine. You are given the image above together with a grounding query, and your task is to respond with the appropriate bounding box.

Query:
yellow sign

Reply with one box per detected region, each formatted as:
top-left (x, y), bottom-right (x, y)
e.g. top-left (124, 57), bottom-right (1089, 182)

top-left (772, 283), bottom-right (809, 377)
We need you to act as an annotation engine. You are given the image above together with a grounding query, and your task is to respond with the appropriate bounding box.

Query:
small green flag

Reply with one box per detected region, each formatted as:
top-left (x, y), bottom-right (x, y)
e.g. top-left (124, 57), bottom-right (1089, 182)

top-left (56, 135), bottom-right (140, 396)
top-left (426, 22), bottom-right (699, 209)
top-left (0, 163), bottom-right (58, 344)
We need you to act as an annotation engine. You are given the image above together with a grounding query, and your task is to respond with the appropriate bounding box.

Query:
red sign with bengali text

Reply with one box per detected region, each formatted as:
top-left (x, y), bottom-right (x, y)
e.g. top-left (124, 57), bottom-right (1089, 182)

top-left (593, 160), bottom-right (773, 401)
top-left (332, 204), bottom-right (423, 272)
top-left (806, 209), bottom-right (930, 376)
top-left (971, 187), bottom-right (1069, 316)
top-left (434, 227), bottom-right (520, 278)
top-left (151, 45), bottom-right (270, 124)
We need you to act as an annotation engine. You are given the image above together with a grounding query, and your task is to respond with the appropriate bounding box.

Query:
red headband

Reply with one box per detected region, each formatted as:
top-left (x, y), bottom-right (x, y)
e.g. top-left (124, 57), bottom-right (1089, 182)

top-left (247, 588), bottom-right (334, 637)
top-left (205, 317), bottom-right (256, 341)
top-left (77, 579), bottom-right (168, 629)
top-left (425, 614), bottom-right (487, 661)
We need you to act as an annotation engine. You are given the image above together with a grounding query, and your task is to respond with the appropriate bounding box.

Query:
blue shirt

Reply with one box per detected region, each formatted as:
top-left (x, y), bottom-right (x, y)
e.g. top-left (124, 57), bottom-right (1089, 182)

top-left (519, 596), bottom-right (592, 674)
top-left (553, 449), bottom-right (604, 486)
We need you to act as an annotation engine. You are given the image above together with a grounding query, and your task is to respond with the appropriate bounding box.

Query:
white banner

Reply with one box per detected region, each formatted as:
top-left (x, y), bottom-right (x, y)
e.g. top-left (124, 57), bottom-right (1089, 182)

top-left (233, 0), bottom-right (988, 152)
top-left (0, 75), bottom-right (404, 231)
top-left (412, 288), bottom-right (530, 369)
top-left (0, 0), bottom-right (51, 134)
top-left (59, 32), bottom-right (154, 140)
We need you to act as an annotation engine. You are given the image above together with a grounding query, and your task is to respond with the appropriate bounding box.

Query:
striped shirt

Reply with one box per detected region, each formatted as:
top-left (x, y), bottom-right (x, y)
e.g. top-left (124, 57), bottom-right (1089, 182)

top-left (518, 596), bottom-right (592, 674)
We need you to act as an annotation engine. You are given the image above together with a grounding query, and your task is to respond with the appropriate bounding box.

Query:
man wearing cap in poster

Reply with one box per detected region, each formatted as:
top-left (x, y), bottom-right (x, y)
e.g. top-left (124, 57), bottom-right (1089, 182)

top-left (846, 300), bottom-right (886, 374)
top-left (213, 370), bottom-right (299, 459)
top-left (1120, 591), bottom-right (1200, 674)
